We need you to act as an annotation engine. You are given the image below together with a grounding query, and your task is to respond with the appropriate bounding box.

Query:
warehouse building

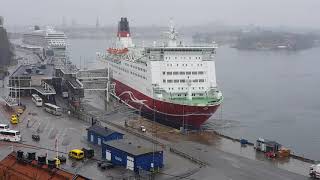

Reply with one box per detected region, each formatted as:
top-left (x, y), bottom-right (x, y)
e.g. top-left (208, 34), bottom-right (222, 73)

top-left (102, 139), bottom-right (163, 172)
top-left (87, 124), bottom-right (124, 146)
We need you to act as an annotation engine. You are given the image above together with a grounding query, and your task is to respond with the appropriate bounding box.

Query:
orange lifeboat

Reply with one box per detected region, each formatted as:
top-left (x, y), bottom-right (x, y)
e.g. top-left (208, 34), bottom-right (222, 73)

top-left (107, 48), bottom-right (129, 55)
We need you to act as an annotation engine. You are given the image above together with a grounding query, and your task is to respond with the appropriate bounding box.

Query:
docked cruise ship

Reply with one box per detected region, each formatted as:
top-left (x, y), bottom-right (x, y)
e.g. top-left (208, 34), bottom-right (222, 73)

top-left (23, 26), bottom-right (67, 58)
top-left (98, 18), bottom-right (223, 128)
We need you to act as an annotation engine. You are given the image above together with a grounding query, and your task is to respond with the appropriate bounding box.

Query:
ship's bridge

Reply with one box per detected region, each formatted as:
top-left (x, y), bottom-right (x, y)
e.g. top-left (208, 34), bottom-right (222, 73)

top-left (143, 46), bottom-right (217, 62)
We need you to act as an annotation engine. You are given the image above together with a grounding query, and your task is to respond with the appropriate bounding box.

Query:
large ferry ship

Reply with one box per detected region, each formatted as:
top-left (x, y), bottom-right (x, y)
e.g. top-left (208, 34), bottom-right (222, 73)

top-left (98, 17), bottom-right (223, 128)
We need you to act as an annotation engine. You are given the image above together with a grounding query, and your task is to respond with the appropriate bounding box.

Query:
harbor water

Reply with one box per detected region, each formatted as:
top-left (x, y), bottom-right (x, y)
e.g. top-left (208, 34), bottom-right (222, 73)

top-left (68, 38), bottom-right (320, 161)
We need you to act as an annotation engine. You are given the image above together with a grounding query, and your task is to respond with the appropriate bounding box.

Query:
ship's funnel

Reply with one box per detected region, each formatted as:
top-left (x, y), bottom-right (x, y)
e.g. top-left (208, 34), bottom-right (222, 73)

top-left (34, 25), bottom-right (40, 30)
top-left (117, 17), bottom-right (130, 37)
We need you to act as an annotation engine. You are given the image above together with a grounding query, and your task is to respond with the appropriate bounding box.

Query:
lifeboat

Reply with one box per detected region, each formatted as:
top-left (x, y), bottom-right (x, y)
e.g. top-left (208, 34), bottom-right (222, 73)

top-left (107, 48), bottom-right (129, 55)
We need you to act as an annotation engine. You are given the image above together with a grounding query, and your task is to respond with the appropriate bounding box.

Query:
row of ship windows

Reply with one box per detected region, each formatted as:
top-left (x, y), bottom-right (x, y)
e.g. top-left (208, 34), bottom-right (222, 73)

top-left (163, 71), bottom-right (204, 75)
top-left (124, 63), bottom-right (147, 72)
top-left (165, 56), bottom-right (201, 60)
top-left (167, 63), bottom-right (203, 67)
top-left (49, 40), bottom-right (65, 42)
top-left (168, 87), bottom-right (205, 90)
top-left (112, 64), bottom-right (147, 80)
top-left (177, 93), bottom-right (204, 97)
top-left (164, 79), bottom-right (205, 83)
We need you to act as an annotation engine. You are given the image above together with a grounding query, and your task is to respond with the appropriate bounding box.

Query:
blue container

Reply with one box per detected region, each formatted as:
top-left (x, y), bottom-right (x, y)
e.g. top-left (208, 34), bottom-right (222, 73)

top-left (87, 125), bottom-right (124, 146)
top-left (102, 139), bottom-right (164, 172)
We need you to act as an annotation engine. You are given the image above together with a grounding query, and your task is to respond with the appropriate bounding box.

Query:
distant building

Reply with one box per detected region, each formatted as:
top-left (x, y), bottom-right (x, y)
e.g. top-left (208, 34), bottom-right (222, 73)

top-left (62, 16), bottom-right (67, 27)
top-left (0, 16), bottom-right (13, 68)
top-left (96, 17), bottom-right (100, 28)
top-left (71, 19), bottom-right (77, 27)
top-left (0, 16), bottom-right (3, 27)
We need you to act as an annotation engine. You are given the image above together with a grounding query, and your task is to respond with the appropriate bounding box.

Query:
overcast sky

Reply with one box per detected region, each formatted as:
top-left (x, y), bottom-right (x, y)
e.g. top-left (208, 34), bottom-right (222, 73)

top-left (1, 0), bottom-right (320, 28)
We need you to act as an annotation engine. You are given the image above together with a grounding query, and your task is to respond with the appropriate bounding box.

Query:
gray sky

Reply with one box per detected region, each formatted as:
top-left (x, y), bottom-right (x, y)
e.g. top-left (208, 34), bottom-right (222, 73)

top-left (1, 0), bottom-right (320, 28)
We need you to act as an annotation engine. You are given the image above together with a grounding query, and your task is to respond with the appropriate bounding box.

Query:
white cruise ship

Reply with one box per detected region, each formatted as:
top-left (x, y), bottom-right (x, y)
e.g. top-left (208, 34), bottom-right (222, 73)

top-left (23, 26), bottom-right (67, 50)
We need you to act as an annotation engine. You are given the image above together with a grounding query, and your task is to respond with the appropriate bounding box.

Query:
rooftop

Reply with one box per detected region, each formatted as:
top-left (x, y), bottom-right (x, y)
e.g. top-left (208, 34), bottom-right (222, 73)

top-left (0, 152), bottom-right (89, 180)
top-left (104, 139), bottom-right (162, 156)
top-left (11, 64), bottom-right (54, 78)
top-left (87, 124), bottom-right (123, 137)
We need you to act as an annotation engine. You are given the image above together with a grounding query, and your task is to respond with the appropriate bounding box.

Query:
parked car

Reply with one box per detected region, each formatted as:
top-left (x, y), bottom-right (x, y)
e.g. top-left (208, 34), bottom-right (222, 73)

top-left (68, 149), bottom-right (84, 160)
top-left (140, 125), bottom-right (146, 132)
top-left (57, 155), bottom-right (67, 163)
top-left (32, 134), bottom-right (40, 141)
top-left (10, 114), bottom-right (19, 124)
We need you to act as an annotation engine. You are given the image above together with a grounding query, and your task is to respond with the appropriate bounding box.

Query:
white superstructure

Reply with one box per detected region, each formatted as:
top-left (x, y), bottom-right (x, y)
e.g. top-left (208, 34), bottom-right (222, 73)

top-left (102, 20), bottom-right (221, 102)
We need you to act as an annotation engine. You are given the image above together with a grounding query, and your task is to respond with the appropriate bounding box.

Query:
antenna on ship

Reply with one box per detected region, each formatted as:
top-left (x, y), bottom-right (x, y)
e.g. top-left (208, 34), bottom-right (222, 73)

top-left (166, 18), bottom-right (178, 47)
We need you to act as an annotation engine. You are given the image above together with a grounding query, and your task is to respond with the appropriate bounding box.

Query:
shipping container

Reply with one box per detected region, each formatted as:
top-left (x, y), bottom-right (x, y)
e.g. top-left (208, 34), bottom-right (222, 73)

top-left (102, 139), bottom-right (163, 173)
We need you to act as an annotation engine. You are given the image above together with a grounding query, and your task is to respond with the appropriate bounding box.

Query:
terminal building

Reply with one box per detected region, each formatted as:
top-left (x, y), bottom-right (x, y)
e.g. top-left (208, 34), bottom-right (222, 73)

top-left (8, 63), bottom-right (56, 102)
top-left (6, 62), bottom-right (84, 106)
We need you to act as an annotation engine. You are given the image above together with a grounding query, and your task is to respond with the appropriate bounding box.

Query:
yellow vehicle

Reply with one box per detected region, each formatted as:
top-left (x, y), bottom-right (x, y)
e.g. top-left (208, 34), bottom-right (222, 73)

top-left (10, 114), bottom-right (19, 124)
top-left (68, 149), bottom-right (84, 160)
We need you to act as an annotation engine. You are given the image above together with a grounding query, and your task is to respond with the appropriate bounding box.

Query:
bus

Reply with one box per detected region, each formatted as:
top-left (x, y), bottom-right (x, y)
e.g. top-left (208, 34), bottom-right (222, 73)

top-left (44, 103), bottom-right (62, 116)
top-left (0, 124), bottom-right (9, 131)
top-left (32, 94), bottom-right (43, 107)
top-left (0, 129), bottom-right (21, 142)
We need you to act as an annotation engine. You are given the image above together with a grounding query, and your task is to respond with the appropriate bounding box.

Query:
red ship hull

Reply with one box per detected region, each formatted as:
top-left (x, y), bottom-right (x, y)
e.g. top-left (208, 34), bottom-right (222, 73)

top-left (113, 79), bottom-right (221, 129)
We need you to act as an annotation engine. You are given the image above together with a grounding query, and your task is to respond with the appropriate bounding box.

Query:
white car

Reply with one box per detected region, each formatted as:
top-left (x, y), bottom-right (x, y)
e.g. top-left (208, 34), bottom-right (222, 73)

top-left (140, 126), bottom-right (146, 132)
top-left (310, 164), bottom-right (320, 179)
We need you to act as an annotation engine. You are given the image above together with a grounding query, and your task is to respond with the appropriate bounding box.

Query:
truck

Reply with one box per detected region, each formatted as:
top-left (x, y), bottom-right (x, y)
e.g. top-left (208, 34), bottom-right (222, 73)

top-left (310, 164), bottom-right (320, 179)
